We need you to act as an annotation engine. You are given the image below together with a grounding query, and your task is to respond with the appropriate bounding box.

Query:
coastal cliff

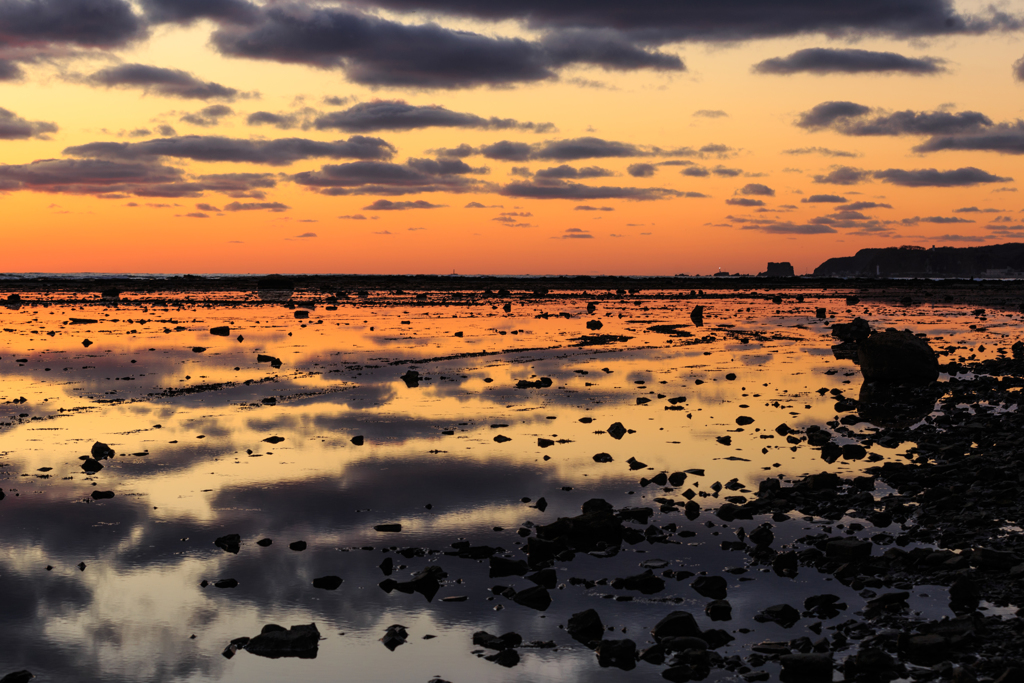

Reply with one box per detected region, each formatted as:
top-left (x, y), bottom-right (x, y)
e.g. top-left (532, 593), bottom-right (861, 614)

top-left (814, 243), bottom-right (1024, 278)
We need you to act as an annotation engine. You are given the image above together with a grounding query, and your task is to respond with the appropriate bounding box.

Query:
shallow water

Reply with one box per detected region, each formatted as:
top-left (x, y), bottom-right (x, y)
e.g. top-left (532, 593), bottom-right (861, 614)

top-left (0, 289), bottom-right (1017, 682)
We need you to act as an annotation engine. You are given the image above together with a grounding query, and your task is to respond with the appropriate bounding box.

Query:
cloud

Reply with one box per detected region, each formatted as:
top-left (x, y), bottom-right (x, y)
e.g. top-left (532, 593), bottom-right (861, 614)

top-left (65, 135), bottom-right (396, 165)
top-left (0, 0), bottom-right (147, 49)
top-left (247, 111), bottom-right (299, 129)
top-left (180, 104), bottom-right (234, 127)
top-left (912, 121), bottom-right (1024, 155)
top-left (194, 172), bottom-right (276, 198)
top-left (801, 194), bottom-right (847, 203)
top-left (184, 211), bottom-right (208, 217)
top-left (813, 166), bottom-right (871, 185)
top-left (295, 231), bottom-right (317, 237)
top-left (739, 183), bottom-right (774, 196)
top-left (902, 215), bottom-right (975, 224)
top-left (933, 234), bottom-right (989, 242)
top-left (223, 201), bottom-right (288, 211)
top-left (627, 163), bottom-right (656, 177)
top-left (561, 227), bottom-right (593, 239)
top-left (873, 167), bottom-right (1012, 187)
top-left (500, 179), bottom-right (683, 200)
top-left (432, 144), bottom-right (476, 158)
top-left (464, 201), bottom-right (501, 208)
top-left (0, 158), bottom-right (189, 197)
top-left (797, 101), bottom-right (992, 136)
top-left (1016, 55), bottom-right (1024, 81)
top-left (86, 64), bottom-right (241, 100)
top-left (682, 166), bottom-right (709, 177)
top-left (292, 159), bottom-right (485, 196)
top-left (712, 165), bottom-right (742, 177)
top-left (693, 110), bottom-right (727, 118)
top-left (783, 146), bottom-right (858, 158)
top-left (734, 218), bottom-right (836, 234)
top-left (196, 203), bottom-right (218, 211)
top-left (534, 164), bottom-right (613, 179)
top-left (846, 201), bottom-right (892, 210)
top-left (139, 0), bottom-right (258, 24)
top-left (754, 48), bottom-right (945, 75)
top-left (534, 137), bottom-right (645, 161)
top-left (0, 59), bottom-right (24, 81)
top-left (575, 205), bottom-right (613, 211)
top-left (363, 199), bottom-right (445, 210)
top-left (338, 214), bottom-right (367, 219)
top-left (314, 100), bottom-right (554, 133)
top-left (480, 141), bottom-right (533, 161)
top-left (339, 0), bottom-right (1021, 42)
top-left (211, 5), bottom-right (682, 90)
top-left (954, 206), bottom-right (1001, 213)
top-left (0, 107), bottom-right (58, 140)
top-left (726, 197), bottom-right (765, 207)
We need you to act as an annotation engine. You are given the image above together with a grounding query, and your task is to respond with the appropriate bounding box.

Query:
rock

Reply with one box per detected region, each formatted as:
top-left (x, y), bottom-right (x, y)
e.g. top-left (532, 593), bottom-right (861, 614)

top-left (293, 310), bottom-right (309, 319)
top-left (493, 435), bottom-right (512, 443)
top-left (755, 604), bottom-right (801, 628)
top-left (312, 576), bottom-right (342, 590)
top-left (900, 633), bottom-right (948, 666)
top-left (716, 435), bottom-right (732, 446)
top-left (90, 490), bottom-right (114, 500)
top-left (596, 639), bottom-right (637, 670)
top-left (485, 649), bottom-right (520, 667)
top-left (526, 568), bottom-right (556, 588)
top-left (91, 441), bottom-right (115, 459)
top-left (669, 472), bottom-right (687, 486)
top-left (692, 576), bottom-right (728, 600)
top-left (473, 631), bottom-right (522, 650)
top-left (379, 566), bottom-right (445, 601)
top-left (511, 586), bottom-right (551, 611)
top-left (192, 346), bottom-right (207, 353)
top-left (489, 556), bottom-right (528, 577)
top-left (535, 509), bottom-right (625, 552)
top-left (537, 438), bottom-right (554, 448)
top-left (779, 653), bottom-right (833, 682)
top-left (759, 262), bottom-right (795, 277)
top-left (400, 370), bottom-right (420, 387)
top-left (380, 624), bottom-right (408, 651)
top-left (607, 422), bottom-right (627, 439)
top-left (516, 377), bottom-right (553, 388)
top-left (374, 524), bottom-right (402, 533)
top-left (567, 609), bottom-right (605, 645)
top-left (705, 600), bottom-right (732, 621)
top-left (215, 534), bottom-right (241, 553)
top-left (611, 569), bottom-right (665, 594)
top-left (652, 611), bottom-right (702, 640)
top-left (214, 578), bottom-right (238, 588)
top-left (690, 306), bottom-right (704, 327)
top-left (831, 317), bottom-right (872, 343)
top-left (0, 672), bottom-right (33, 683)
top-left (350, 435), bottom-right (364, 446)
top-left (815, 308), bottom-right (827, 319)
top-left (289, 541), bottom-right (307, 551)
top-left (81, 458), bottom-right (103, 474)
top-left (256, 538), bottom-right (272, 547)
top-left (825, 538), bottom-right (872, 561)
top-left (586, 320), bottom-right (603, 330)
top-left (858, 329), bottom-right (939, 383)
top-left (82, 339), bottom-right (93, 347)
top-left (626, 456), bottom-right (647, 470)
top-left (593, 452), bottom-right (613, 463)
top-left (210, 326), bottom-right (230, 336)
top-left (748, 525), bottom-right (774, 547)
top-left (736, 416), bottom-right (754, 425)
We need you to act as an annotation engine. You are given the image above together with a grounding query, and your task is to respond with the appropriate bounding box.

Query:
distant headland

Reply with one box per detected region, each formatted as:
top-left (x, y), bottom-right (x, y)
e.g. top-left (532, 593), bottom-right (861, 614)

top-left (813, 243), bottom-right (1024, 278)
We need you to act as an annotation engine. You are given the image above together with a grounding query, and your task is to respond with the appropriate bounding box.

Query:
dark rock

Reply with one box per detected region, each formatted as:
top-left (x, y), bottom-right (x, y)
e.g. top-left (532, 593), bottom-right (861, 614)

top-left (215, 534), bottom-right (241, 554)
top-left (512, 586), bottom-right (551, 611)
top-left (210, 326), bottom-right (230, 336)
top-left (312, 576), bottom-right (342, 590)
top-left (586, 320), bottom-right (603, 330)
top-left (692, 576), bottom-right (728, 600)
top-left (612, 569), bottom-right (665, 594)
top-left (652, 611), bottom-right (702, 640)
top-left (493, 434), bottom-right (511, 443)
top-left (858, 329), bottom-right (939, 383)
top-left (668, 472), bottom-right (687, 486)
top-left (90, 490), bottom-right (114, 500)
top-left (815, 308), bottom-right (827, 319)
top-left (690, 306), bottom-right (704, 327)
top-left (485, 649), bottom-right (520, 667)
top-left (748, 525), bottom-right (774, 547)
top-left (401, 370), bottom-right (420, 388)
top-left (567, 609), bottom-right (605, 645)
top-left (626, 456), bottom-right (647, 470)
top-left (91, 442), bottom-right (115, 459)
top-left (537, 437), bottom-right (554, 448)
top-left (489, 556), bottom-right (528, 578)
top-left (593, 452), bottom-right (613, 463)
top-left (374, 524), bottom-right (402, 533)
top-left (379, 566), bottom-right (445, 601)
top-left (607, 422), bottom-right (628, 439)
top-left (191, 346), bottom-right (207, 353)
top-left (0, 672), bottom-right (33, 683)
top-left (755, 604), bottom-right (801, 628)
top-left (473, 631), bottom-right (522, 651)
top-left (705, 600), bottom-right (732, 621)
top-left (736, 416), bottom-right (754, 425)
top-left (831, 317), bottom-right (872, 344)
top-left (81, 458), bottom-right (103, 473)
top-left (263, 436), bottom-right (285, 444)
top-left (351, 435), bottom-right (364, 446)
top-left (825, 538), bottom-right (872, 561)
top-left (289, 541), bottom-right (307, 551)
top-left (214, 578), bottom-right (238, 588)
top-left (535, 509), bottom-right (625, 552)
top-left (779, 653), bottom-right (833, 682)
top-left (516, 377), bottom-right (553, 388)
top-left (380, 624), bottom-right (408, 651)
top-left (526, 568), bottom-right (556, 589)
top-left (596, 639), bottom-right (637, 670)
top-left (256, 538), bottom-right (272, 547)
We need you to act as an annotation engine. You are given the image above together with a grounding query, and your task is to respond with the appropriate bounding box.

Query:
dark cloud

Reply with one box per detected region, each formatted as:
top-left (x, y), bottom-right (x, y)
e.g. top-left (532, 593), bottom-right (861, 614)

top-left (339, 214), bottom-right (367, 219)
top-left (339, 0), bottom-right (1020, 42)
top-left (500, 179), bottom-right (683, 200)
top-left (0, 59), bottom-right (23, 80)
top-left (873, 166), bottom-right (1012, 187)
top-left (65, 135), bottom-right (396, 165)
top-left (211, 5), bottom-right (682, 90)
top-left (712, 165), bottom-right (742, 177)
top-left (796, 101), bottom-right (873, 128)
top-left (783, 146), bottom-right (858, 158)
top-left (184, 211), bottom-right (208, 217)
top-left (323, 96), bottom-right (350, 106)
top-left (682, 166), bottom-right (709, 177)
top-left (194, 172), bottom-right (276, 198)
top-left (87, 64), bottom-right (240, 100)
top-left (0, 0), bottom-right (147, 49)
top-left (535, 164), bottom-right (613, 179)
top-left (291, 159), bottom-right (485, 196)
top-left (223, 201), bottom-right (288, 211)
top-left (479, 140), bottom-right (533, 161)
top-left (954, 206), bottom-right (1001, 213)
top-left (732, 216), bottom-right (836, 234)
top-left (432, 144), bottom-right (476, 158)
top-left (797, 101), bottom-right (992, 136)
top-left (753, 48), bottom-right (945, 75)
top-left (535, 137), bottom-right (644, 160)
top-left (314, 100), bottom-right (554, 133)
top-left (627, 163), bottom-right (656, 177)
top-left (726, 197), bottom-right (765, 207)
top-left (1016, 55), bottom-right (1024, 82)
top-left (693, 110), bottom-right (727, 118)
top-left (561, 227), bottom-right (592, 239)
top-left (0, 158), bottom-right (188, 196)
top-left (932, 234), bottom-right (989, 242)
top-left (180, 104), bottom-right (233, 127)
top-left (846, 201), bottom-right (893, 210)
top-left (196, 202), bottom-right (218, 211)
top-left (801, 194), bottom-right (847, 203)
top-left (139, 0), bottom-right (258, 24)
top-left (912, 121), bottom-right (1024, 155)
top-left (0, 107), bottom-right (58, 140)
top-left (739, 183), bottom-right (774, 196)
top-left (813, 166), bottom-right (871, 185)
top-left (247, 111), bottom-right (299, 129)
top-left (156, 124), bottom-right (176, 136)
top-left (909, 215), bottom-right (976, 224)
top-left (364, 199), bottom-right (445, 210)
top-left (575, 205), bottom-right (613, 211)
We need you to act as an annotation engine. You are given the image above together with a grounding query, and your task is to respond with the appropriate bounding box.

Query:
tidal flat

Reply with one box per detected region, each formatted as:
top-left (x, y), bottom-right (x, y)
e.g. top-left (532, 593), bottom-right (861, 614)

top-left (1, 281), bottom-right (1023, 683)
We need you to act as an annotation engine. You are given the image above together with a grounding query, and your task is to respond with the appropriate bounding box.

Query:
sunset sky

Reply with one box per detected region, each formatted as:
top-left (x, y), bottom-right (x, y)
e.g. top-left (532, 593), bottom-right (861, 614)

top-left (1, 0), bottom-right (1023, 275)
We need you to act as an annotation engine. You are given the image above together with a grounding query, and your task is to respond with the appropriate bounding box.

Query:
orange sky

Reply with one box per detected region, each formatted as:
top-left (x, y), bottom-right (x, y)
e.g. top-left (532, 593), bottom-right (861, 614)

top-left (1, 0), bottom-right (1023, 275)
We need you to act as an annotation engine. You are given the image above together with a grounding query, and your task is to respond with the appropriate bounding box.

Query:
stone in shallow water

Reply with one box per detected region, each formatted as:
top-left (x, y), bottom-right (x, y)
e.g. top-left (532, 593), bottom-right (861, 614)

top-left (858, 329), bottom-right (938, 383)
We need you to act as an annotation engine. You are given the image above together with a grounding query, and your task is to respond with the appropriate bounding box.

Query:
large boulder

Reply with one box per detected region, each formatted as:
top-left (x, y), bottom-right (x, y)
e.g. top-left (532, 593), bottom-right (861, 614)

top-left (857, 330), bottom-right (938, 383)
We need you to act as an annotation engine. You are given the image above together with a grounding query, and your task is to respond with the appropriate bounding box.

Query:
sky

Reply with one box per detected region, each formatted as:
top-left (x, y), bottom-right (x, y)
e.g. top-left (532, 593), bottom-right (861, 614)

top-left (1, 0), bottom-right (1024, 275)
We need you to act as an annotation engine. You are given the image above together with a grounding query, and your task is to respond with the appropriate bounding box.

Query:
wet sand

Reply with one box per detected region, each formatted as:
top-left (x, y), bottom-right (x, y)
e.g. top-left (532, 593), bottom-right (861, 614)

top-left (0, 280), bottom-right (1022, 683)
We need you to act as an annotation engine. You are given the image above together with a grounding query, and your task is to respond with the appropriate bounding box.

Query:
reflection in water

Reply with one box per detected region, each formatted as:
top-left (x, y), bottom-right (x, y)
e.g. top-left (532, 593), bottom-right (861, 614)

top-left (0, 289), bottom-right (1008, 682)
